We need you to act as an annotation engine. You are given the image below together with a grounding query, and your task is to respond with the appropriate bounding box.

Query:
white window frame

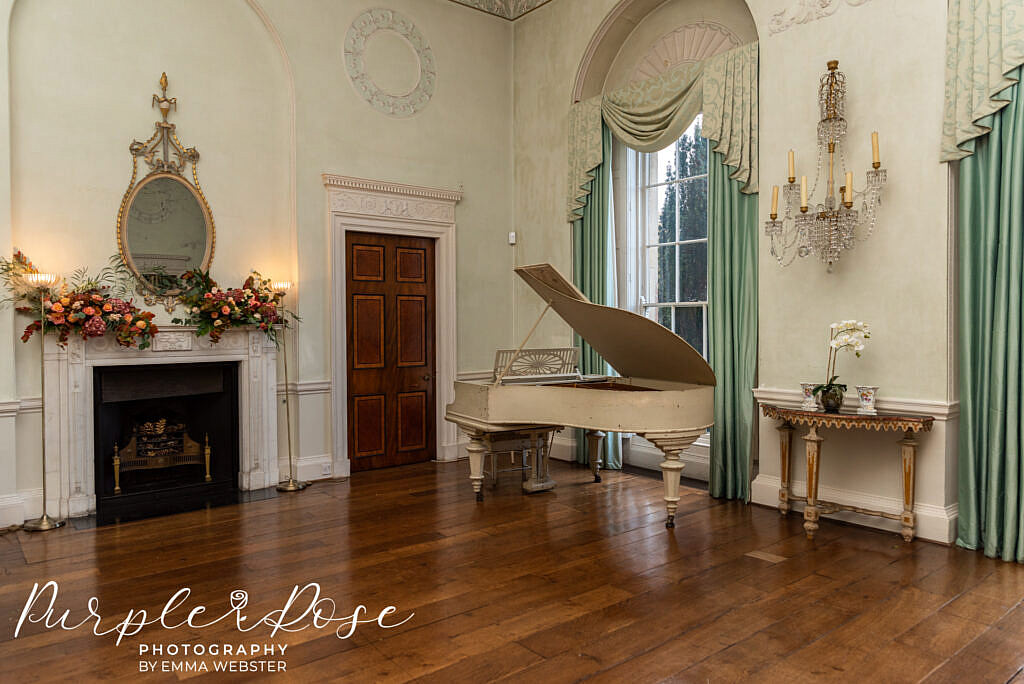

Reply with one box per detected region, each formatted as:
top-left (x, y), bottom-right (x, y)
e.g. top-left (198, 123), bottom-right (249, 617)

top-left (621, 122), bottom-right (712, 476)
top-left (627, 126), bottom-right (709, 359)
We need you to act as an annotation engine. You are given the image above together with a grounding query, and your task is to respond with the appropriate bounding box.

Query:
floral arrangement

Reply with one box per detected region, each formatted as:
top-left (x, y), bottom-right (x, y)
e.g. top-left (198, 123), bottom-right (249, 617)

top-left (813, 319), bottom-right (871, 412)
top-left (0, 251), bottom-right (158, 349)
top-left (171, 269), bottom-right (293, 345)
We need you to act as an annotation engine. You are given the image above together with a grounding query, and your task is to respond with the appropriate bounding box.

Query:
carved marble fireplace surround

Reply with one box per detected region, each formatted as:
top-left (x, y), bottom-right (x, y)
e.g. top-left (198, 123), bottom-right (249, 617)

top-left (44, 327), bottom-right (279, 518)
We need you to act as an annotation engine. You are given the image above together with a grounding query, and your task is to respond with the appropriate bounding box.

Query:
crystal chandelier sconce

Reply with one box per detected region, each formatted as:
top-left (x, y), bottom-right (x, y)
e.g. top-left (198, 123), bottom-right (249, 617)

top-left (765, 60), bottom-right (887, 270)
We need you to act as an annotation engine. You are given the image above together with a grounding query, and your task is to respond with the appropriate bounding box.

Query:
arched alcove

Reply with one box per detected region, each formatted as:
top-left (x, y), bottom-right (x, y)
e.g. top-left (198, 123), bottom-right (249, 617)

top-left (572, 0), bottom-right (758, 103)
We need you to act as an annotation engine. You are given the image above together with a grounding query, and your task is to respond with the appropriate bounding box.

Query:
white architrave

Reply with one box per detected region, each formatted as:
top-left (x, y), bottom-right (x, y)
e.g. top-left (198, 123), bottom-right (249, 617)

top-left (325, 174), bottom-right (462, 477)
top-left (41, 328), bottom-right (279, 519)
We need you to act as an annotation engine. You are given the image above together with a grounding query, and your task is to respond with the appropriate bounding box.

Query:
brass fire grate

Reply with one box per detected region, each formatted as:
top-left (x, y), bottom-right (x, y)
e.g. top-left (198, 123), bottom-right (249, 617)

top-left (112, 417), bottom-right (211, 495)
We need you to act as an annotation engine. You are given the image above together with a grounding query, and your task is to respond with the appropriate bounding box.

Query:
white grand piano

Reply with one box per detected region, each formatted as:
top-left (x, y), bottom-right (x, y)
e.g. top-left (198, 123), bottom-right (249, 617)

top-left (445, 263), bottom-right (715, 528)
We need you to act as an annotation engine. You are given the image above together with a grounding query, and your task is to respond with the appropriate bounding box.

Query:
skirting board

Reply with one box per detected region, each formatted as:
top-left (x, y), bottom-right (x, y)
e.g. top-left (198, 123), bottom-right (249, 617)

top-left (751, 473), bottom-right (958, 543)
top-left (294, 453), bottom-right (333, 482)
top-left (0, 492), bottom-right (26, 527)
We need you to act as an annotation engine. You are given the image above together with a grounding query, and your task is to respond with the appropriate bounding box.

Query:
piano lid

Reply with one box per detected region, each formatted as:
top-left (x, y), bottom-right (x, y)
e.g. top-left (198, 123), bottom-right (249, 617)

top-left (514, 263), bottom-right (716, 387)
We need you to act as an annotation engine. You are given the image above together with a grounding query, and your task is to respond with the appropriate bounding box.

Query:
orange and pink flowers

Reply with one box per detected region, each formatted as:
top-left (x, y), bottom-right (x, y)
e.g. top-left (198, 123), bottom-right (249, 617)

top-left (0, 249), bottom-right (159, 350)
top-left (172, 269), bottom-right (294, 345)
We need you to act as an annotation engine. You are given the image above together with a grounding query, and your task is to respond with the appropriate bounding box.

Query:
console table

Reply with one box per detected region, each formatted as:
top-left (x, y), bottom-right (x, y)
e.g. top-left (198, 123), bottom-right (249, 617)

top-left (760, 404), bottom-right (934, 541)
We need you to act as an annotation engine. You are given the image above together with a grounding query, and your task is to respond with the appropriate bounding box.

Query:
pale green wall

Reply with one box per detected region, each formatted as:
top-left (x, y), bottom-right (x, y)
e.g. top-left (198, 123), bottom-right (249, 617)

top-left (3, 0), bottom-right (515, 494)
top-left (509, 0), bottom-right (957, 540)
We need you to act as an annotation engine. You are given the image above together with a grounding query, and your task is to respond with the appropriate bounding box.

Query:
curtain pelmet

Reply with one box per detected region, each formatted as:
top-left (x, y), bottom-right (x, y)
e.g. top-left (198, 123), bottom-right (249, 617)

top-left (568, 41), bottom-right (758, 221)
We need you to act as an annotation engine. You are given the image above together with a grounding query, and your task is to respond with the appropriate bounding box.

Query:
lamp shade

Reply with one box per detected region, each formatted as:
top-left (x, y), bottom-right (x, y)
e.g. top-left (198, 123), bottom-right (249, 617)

top-left (24, 273), bottom-right (58, 289)
top-left (272, 281), bottom-right (292, 294)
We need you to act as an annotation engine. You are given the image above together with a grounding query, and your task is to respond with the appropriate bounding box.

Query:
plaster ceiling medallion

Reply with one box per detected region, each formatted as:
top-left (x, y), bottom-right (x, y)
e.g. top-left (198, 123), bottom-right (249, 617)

top-left (769, 0), bottom-right (875, 35)
top-left (630, 22), bottom-right (741, 83)
top-left (448, 0), bottom-right (552, 20)
top-left (344, 8), bottom-right (436, 118)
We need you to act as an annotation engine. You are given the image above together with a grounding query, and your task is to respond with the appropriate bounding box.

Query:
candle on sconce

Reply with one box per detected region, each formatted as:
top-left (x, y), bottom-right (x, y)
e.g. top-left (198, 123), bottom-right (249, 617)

top-left (771, 185), bottom-right (779, 216)
top-left (800, 175), bottom-right (808, 209)
top-left (845, 171), bottom-right (853, 203)
top-left (871, 131), bottom-right (880, 166)
top-left (788, 149), bottom-right (795, 180)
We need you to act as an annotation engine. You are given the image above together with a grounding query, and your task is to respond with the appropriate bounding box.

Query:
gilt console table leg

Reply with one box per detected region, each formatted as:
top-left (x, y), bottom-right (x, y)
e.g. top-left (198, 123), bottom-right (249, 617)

top-left (587, 430), bottom-right (605, 483)
top-left (802, 425), bottom-right (823, 539)
top-left (778, 421), bottom-right (794, 515)
top-left (899, 430), bottom-right (917, 542)
top-left (466, 432), bottom-right (486, 502)
top-left (643, 429), bottom-right (703, 529)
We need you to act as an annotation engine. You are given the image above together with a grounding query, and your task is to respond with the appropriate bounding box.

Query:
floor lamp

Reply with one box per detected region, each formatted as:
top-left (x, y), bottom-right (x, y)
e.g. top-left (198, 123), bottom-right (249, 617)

top-left (273, 281), bottom-right (306, 492)
top-left (23, 272), bottom-right (65, 531)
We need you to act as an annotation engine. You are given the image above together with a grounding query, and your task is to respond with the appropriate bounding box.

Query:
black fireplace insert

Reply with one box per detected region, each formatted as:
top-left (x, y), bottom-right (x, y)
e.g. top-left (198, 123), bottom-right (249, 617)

top-left (93, 362), bottom-right (240, 524)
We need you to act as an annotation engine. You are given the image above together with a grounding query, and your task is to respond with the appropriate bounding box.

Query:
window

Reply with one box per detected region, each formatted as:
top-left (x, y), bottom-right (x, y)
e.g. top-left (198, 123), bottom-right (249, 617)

top-left (631, 116), bottom-right (709, 357)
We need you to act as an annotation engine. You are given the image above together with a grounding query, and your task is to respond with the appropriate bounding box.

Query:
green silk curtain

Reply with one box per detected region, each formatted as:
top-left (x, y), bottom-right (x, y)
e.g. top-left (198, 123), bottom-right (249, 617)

top-left (572, 124), bottom-right (622, 469)
top-left (708, 151), bottom-right (758, 501)
top-left (957, 67), bottom-right (1024, 562)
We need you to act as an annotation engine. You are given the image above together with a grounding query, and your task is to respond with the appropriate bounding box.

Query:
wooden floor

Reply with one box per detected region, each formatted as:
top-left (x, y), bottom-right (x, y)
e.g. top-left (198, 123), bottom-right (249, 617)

top-left (2, 460), bottom-right (1023, 683)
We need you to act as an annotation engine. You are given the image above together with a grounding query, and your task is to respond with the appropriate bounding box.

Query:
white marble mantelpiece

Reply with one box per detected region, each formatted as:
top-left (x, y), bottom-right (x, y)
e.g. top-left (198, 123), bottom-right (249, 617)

top-left (43, 326), bottom-right (279, 518)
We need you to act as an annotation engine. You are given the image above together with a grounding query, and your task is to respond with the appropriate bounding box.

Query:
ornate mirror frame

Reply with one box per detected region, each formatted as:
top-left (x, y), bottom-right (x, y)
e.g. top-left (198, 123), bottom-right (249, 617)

top-left (117, 73), bottom-right (215, 311)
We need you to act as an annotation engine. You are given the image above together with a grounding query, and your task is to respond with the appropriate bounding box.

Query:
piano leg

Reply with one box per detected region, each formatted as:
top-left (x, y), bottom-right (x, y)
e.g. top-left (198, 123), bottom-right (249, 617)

top-left (586, 430), bottom-right (605, 483)
top-left (642, 429), bottom-right (705, 529)
top-left (466, 432), bottom-right (487, 502)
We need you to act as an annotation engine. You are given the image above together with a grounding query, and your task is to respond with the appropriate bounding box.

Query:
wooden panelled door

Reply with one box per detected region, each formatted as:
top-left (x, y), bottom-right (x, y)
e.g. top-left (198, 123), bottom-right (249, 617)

top-left (346, 232), bottom-right (436, 471)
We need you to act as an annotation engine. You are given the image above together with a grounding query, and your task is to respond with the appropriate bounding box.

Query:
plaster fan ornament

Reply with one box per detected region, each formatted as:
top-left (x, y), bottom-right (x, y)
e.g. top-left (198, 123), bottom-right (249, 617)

top-left (344, 8), bottom-right (436, 118)
top-left (629, 21), bottom-right (741, 83)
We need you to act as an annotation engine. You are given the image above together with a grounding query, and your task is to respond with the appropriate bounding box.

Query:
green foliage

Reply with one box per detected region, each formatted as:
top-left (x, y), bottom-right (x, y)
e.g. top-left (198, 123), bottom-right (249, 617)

top-left (654, 118), bottom-right (708, 351)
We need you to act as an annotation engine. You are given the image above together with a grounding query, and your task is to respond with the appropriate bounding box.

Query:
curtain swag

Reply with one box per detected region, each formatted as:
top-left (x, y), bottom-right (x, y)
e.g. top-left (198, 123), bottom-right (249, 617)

top-left (941, 0), bottom-right (1024, 162)
top-left (568, 41), bottom-right (758, 221)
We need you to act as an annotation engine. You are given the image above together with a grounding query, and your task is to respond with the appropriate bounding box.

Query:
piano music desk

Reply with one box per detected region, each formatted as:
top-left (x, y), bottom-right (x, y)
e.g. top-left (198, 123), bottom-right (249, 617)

top-left (761, 404), bottom-right (934, 542)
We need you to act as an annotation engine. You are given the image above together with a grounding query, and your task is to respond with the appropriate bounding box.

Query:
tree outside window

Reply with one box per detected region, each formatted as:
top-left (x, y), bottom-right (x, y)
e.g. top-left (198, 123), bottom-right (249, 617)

top-left (639, 116), bottom-right (709, 357)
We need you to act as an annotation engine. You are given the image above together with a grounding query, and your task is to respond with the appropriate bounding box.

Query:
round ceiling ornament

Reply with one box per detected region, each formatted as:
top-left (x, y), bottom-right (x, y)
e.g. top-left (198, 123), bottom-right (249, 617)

top-left (344, 8), bottom-right (436, 118)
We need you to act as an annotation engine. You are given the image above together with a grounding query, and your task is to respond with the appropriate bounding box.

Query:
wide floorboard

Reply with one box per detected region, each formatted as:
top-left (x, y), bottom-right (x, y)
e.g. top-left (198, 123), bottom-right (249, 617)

top-left (1, 460), bottom-right (1022, 682)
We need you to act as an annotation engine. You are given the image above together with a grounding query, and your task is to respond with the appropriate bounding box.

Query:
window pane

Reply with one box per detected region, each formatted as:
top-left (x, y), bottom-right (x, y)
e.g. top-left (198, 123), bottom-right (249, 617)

top-left (647, 244), bottom-right (676, 304)
top-left (658, 307), bottom-right (672, 329)
top-left (678, 242), bottom-right (707, 302)
top-left (674, 306), bottom-right (703, 352)
top-left (677, 177), bottom-right (708, 241)
top-left (675, 116), bottom-right (707, 178)
top-left (654, 144), bottom-right (676, 186)
top-left (647, 185), bottom-right (674, 246)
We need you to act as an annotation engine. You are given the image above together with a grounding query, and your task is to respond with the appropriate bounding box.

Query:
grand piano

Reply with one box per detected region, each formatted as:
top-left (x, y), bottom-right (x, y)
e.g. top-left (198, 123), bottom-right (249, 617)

top-left (445, 263), bottom-right (715, 528)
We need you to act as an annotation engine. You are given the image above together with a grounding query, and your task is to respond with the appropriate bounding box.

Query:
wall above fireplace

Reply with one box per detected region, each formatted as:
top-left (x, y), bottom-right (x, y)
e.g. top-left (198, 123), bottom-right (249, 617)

top-left (41, 326), bottom-right (279, 520)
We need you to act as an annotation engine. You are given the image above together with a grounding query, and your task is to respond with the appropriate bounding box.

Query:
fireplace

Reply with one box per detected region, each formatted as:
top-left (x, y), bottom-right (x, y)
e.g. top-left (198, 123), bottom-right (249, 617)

top-left (93, 362), bottom-right (240, 524)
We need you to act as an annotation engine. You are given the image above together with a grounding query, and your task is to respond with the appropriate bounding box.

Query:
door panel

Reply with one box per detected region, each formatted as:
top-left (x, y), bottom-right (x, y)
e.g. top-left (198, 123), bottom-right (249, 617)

top-left (347, 232), bottom-right (435, 471)
top-left (352, 295), bottom-right (385, 368)
top-left (396, 295), bottom-right (426, 366)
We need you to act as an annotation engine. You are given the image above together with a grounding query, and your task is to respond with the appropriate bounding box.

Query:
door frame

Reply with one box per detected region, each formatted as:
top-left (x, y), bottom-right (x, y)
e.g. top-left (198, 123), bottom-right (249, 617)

top-left (324, 174), bottom-right (462, 478)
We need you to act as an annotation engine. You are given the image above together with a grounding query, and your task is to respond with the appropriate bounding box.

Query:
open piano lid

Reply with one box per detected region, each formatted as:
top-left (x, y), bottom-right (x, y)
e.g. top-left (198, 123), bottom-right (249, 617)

top-left (514, 263), bottom-right (716, 387)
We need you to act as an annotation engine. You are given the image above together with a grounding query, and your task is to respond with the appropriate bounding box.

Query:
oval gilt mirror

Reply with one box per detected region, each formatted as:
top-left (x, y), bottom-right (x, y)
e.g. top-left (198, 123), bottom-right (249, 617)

top-left (120, 173), bottom-right (213, 293)
top-left (117, 73), bottom-right (215, 310)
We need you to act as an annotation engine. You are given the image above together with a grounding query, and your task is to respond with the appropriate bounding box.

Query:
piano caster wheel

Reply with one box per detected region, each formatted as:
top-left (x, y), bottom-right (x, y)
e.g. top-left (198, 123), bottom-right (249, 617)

top-left (476, 492), bottom-right (483, 502)
top-left (593, 475), bottom-right (601, 483)
top-left (665, 515), bottom-right (675, 529)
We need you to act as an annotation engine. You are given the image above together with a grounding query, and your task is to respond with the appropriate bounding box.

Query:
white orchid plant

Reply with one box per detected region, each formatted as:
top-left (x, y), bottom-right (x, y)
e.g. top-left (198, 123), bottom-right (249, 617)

top-left (813, 319), bottom-right (871, 398)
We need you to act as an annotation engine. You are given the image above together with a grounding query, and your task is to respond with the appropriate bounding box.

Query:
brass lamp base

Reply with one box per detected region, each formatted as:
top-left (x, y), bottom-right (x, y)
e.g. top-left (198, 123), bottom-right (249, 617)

top-left (276, 478), bottom-right (308, 492)
top-left (23, 513), bottom-right (66, 532)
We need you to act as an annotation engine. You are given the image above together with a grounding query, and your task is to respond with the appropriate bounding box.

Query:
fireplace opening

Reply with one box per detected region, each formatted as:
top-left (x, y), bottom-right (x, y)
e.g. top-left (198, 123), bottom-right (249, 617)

top-left (93, 362), bottom-right (240, 524)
